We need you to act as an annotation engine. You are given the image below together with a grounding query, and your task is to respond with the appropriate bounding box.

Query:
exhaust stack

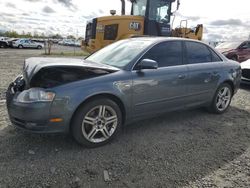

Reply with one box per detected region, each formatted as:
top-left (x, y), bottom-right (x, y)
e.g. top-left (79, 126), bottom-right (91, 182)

top-left (121, 0), bottom-right (125, 15)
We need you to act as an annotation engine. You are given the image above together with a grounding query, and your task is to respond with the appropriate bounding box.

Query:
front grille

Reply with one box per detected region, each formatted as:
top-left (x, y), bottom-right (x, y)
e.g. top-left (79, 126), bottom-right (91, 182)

top-left (242, 69), bottom-right (250, 79)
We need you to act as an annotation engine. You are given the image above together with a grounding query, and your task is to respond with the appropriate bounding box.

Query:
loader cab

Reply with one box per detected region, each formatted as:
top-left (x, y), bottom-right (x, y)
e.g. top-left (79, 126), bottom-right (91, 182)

top-left (131, 0), bottom-right (174, 36)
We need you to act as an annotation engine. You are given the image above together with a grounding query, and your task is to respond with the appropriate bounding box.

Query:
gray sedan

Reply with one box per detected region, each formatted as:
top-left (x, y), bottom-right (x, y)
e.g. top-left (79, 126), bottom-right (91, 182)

top-left (6, 37), bottom-right (241, 147)
top-left (13, 39), bottom-right (44, 49)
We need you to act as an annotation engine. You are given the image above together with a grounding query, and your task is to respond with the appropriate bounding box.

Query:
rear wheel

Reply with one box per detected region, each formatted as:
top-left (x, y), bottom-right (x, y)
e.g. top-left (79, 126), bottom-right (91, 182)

top-left (208, 83), bottom-right (232, 114)
top-left (71, 98), bottom-right (122, 147)
top-left (37, 45), bottom-right (42, 49)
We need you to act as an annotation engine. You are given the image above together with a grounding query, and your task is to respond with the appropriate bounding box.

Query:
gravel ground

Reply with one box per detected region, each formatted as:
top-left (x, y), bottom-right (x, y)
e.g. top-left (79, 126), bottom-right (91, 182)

top-left (0, 48), bottom-right (250, 188)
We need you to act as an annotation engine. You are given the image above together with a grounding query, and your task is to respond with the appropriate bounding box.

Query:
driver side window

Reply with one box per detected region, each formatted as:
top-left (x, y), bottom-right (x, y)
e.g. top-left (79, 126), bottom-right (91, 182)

top-left (141, 41), bottom-right (183, 68)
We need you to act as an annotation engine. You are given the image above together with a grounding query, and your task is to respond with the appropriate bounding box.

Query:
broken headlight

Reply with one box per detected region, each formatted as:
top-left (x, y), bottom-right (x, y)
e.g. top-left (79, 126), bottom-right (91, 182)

top-left (15, 88), bottom-right (55, 103)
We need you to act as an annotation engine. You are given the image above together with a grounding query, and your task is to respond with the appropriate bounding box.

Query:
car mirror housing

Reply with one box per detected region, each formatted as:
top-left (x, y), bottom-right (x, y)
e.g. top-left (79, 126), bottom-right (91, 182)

top-left (136, 59), bottom-right (158, 70)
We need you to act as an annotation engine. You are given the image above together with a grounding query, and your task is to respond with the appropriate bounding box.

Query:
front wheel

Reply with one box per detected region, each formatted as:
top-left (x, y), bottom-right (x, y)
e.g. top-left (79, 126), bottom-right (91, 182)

top-left (209, 83), bottom-right (233, 114)
top-left (71, 98), bottom-right (122, 147)
top-left (18, 45), bottom-right (23, 49)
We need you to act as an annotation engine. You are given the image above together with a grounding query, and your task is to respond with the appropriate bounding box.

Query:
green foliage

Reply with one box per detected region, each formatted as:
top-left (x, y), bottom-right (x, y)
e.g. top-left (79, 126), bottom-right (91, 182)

top-left (67, 35), bottom-right (76, 39)
top-left (4, 31), bottom-right (19, 38)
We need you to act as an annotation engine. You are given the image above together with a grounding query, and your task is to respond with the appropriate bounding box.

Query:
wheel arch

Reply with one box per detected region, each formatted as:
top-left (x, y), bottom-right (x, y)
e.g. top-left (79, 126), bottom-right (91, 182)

top-left (221, 80), bottom-right (235, 94)
top-left (69, 93), bottom-right (126, 131)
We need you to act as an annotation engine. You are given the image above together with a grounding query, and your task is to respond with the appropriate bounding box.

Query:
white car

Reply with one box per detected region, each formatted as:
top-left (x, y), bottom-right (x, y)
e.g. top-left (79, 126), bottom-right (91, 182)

top-left (241, 59), bottom-right (250, 84)
top-left (13, 39), bottom-right (44, 49)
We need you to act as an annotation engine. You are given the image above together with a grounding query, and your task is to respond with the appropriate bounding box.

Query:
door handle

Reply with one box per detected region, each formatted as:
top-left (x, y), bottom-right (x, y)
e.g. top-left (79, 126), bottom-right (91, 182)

top-left (178, 75), bottom-right (186, 79)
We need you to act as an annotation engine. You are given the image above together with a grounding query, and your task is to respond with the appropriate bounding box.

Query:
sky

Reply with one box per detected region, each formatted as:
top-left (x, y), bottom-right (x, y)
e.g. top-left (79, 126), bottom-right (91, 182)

top-left (0, 0), bottom-right (250, 41)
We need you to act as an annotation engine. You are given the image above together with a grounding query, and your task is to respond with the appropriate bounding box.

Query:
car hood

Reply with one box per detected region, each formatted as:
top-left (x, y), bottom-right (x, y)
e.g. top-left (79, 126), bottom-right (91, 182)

top-left (23, 57), bottom-right (119, 82)
top-left (241, 59), bottom-right (250, 69)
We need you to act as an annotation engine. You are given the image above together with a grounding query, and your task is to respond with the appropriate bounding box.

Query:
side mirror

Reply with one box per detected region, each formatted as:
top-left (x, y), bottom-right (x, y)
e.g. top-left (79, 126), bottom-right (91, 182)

top-left (136, 59), bottom-right (158, 70)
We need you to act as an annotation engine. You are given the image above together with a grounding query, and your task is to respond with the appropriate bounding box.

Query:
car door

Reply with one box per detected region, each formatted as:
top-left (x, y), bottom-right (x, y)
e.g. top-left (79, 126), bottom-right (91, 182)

top-left (29, 41), bottom-right (36, 48)
top-left (23, 40), bottom-right (30, 48)
top-left (184, 41), bottom-right (223, 107)
top-left (131, 41), bottom-right (189, 118)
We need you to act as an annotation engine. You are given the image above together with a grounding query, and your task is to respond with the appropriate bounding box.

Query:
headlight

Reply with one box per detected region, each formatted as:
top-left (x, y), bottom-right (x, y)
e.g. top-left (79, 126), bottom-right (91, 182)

top-left (15, 88), bottom-right (55, 103)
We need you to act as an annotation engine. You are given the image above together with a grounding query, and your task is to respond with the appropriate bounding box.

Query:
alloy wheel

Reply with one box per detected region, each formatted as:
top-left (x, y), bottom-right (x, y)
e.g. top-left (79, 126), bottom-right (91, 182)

top-left (81, 105), bottom-right (118, 143)
top-left (216, 86), bottom-right (231, 111)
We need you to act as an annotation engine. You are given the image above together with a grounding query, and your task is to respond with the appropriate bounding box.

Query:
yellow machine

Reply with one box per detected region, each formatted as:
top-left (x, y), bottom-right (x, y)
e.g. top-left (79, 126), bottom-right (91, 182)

top-left (172, 20), bottom-right (203, 40)
top-left (83, 0), bottom-right (203, 53)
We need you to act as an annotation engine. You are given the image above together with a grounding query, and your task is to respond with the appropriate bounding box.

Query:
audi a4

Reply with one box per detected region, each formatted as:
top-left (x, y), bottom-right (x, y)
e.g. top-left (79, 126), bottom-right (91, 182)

top-left (6, 38), bottom-right (241, 147)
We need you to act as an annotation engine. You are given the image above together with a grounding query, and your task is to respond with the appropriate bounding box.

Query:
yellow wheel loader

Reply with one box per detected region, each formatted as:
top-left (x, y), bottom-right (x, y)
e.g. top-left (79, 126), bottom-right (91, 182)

top-left (82, 0), bottom-right (203, 53)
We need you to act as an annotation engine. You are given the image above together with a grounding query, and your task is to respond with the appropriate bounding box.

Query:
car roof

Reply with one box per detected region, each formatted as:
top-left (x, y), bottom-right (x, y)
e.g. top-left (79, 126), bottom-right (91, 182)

top-left (124, 37), bottom-right (206, 45)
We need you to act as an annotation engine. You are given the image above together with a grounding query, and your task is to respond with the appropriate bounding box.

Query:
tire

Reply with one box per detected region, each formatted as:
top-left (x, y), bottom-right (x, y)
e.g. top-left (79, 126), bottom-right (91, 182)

top-left (18, 45), bottom-right (23, 49)
top-left (208, 83), bottom-right (233, 114)
top-left (37, 45), bottom-right (42, 49)
top-left (71, 98), bottom-right (122, 147)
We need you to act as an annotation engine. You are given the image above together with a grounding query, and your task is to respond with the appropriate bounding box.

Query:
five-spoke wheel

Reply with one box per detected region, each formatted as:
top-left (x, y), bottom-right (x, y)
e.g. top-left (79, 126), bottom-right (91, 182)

top-left (209, 83), bottom-right (232, 114)
top-left (82, 105), bottom-right (118, 143)
top-left (72, 98), bottom-right (122, 147)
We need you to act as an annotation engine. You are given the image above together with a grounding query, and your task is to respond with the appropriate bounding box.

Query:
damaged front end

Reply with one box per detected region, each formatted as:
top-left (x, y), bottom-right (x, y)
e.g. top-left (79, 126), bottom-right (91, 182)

top-left (6, 57), bottom-right (119, 133)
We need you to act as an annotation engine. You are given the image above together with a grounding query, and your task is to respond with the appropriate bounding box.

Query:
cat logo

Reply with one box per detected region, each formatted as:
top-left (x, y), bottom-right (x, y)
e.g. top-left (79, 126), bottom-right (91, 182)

top-left (129, 22), bottom-right (141, 31)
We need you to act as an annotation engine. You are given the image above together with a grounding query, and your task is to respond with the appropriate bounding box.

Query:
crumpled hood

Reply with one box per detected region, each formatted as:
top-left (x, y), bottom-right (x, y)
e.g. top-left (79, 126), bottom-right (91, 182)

top-left (241, 59), bottom-right (250, 69)
top-left (23, 57), bottom-right (119, 82)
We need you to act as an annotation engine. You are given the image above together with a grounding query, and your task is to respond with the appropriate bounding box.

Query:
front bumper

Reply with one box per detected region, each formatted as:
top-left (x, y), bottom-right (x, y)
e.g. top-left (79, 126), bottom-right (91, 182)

top-left (6, 82), bottom-right (69, 133)
top-left (241, 68), bottom-right (250, 85)
top-left (241, 78), bottom-right (250, 85)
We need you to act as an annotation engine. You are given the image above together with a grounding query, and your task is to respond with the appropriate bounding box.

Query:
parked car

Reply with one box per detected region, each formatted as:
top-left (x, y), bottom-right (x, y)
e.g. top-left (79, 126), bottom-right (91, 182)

top-left (58, 39), bottom-right (78, 46)
top-left (0, 40), bottom-right (8, 48)
top-left (216, 40), bottom-right (250, 62)
top-left (241, 59), bottom-right (250, 84)
top-left (6, 38), bottom-right (241, 147)
top-left (7, 38), bottom-right (19, 48)
top-left (12, 39), bottom-right (44, 49)
top-left (74, 40), bottom-right (81, 47)
top-left (0, 37), bottom-right (9, 48)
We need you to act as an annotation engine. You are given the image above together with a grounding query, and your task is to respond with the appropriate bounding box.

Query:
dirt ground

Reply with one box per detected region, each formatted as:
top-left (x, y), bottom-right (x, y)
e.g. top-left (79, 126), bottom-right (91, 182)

top-left (0, 48), bottom-right (250, 188)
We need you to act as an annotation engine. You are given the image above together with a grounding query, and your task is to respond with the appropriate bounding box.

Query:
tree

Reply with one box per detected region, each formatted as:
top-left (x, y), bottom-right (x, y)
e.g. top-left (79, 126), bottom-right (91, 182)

top-left (50, 34), bottom-right (63, 39)
top-left (4, 31), bottom-right (19, 38)
top-left (67, 35), bottom-right (76, 39)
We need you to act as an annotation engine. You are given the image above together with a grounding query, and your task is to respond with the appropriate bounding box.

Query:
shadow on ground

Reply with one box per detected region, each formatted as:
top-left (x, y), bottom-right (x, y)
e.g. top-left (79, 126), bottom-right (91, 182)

top-left (0, 105), bottom-right (250, 187)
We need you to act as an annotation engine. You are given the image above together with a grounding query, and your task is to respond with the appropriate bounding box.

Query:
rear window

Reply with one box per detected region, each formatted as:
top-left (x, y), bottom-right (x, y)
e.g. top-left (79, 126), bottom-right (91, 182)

top-left (141, 41), bottom-right (183, 67)
top-left (210, 49), bottom-right (222, 62)
top-left (185, 42), bottom-right (211, 64)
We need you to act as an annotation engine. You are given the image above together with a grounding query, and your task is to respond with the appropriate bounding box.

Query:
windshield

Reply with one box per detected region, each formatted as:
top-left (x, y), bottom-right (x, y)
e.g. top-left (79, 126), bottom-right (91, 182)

top-left (149, 0), bottom-right (170, 22)
top-left (216, 41), bottom-right (241, 49)
top-left (86, 39), bottom-right (154, 69)
top-left (132, 0), bottom-right (147, 16)
top-left (132, 0), bottom-right (171, 23)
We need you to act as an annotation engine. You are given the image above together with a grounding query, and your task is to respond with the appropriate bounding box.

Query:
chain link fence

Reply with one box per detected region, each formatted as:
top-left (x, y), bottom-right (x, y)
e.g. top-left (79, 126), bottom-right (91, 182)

top-left (37, 39), bottom-right (87, 56)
